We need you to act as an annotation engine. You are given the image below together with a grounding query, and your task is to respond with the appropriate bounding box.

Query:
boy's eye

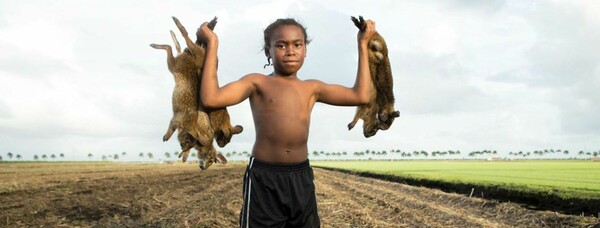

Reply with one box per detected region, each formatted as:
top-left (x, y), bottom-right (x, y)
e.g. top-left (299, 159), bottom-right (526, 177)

top-left (276, 44), bottom-right (285, 49)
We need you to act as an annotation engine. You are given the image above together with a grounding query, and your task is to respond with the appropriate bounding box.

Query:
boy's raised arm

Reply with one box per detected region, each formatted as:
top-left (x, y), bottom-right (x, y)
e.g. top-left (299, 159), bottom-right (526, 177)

top-left (198, 22), bottom-right (254, 108)
top-left (353, 19), bottom-right (376, 103)
top-left (317, 19), bottom-right (376, 106)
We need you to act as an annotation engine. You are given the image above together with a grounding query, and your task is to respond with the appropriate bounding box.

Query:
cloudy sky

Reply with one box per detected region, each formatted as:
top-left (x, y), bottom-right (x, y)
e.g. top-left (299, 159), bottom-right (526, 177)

top-left (1, 0), bottom-right (599, 161)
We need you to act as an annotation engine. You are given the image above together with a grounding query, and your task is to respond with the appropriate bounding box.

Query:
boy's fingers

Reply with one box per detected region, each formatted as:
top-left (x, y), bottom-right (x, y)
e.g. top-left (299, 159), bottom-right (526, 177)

top-left (365, 20), bottom-right (375, 31)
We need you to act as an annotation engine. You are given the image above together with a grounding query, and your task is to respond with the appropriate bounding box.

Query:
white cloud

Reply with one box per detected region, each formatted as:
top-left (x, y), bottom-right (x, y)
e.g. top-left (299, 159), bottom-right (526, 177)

top-left (422, 23), bottom-right (458, 56)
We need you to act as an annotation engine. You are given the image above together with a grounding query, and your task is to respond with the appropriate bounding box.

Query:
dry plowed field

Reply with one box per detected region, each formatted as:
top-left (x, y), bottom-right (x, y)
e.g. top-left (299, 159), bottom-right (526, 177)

top-left (0, 162), bottom-right (598, 227)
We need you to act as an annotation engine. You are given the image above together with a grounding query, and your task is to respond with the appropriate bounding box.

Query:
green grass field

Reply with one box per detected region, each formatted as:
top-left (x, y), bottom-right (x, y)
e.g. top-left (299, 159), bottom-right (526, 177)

top-left (312, 160), bottom-right (600, 200)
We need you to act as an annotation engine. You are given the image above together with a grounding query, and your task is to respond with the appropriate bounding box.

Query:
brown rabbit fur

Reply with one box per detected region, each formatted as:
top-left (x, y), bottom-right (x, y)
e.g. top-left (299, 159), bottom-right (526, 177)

top-left (150, 16), bottom-right (243, 169)
top-left (348, 16), bottom-right (400, 137)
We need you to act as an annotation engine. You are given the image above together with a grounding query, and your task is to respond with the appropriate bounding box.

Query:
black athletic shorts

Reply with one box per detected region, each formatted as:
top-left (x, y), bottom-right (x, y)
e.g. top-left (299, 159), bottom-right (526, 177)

top-left (239, 157), bottom-right (320, 228)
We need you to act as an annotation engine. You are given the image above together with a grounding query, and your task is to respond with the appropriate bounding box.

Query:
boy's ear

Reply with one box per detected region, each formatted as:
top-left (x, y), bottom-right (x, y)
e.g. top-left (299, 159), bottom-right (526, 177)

top-left (303, 47), bottom-right (307, 58)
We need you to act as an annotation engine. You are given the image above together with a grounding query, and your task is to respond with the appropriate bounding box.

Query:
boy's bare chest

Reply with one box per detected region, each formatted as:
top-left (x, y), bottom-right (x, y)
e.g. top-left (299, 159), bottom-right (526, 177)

top-left (254, 79), bottom-right (315, 109)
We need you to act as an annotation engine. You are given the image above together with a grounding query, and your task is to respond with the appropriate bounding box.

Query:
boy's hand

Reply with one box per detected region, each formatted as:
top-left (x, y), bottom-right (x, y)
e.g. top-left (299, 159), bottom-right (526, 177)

top-left (197, 22), bottom-right (218, 43)
top-left (357, 19), bottom-right (376, 45)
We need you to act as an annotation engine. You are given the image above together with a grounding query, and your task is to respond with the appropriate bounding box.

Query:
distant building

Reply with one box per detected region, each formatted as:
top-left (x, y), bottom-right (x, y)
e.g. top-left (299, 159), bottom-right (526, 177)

top-left (486, 157), bottom-right (501, 161)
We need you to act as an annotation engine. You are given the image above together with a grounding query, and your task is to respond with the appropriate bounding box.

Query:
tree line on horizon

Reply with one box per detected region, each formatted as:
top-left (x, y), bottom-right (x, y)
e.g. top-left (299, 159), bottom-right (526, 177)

top-left (2, 149), bottom-right (599, 162)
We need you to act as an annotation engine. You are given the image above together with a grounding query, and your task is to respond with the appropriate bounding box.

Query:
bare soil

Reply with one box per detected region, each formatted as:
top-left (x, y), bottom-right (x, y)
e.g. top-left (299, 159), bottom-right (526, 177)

top-left (0, 162), bottom-right (598, 227)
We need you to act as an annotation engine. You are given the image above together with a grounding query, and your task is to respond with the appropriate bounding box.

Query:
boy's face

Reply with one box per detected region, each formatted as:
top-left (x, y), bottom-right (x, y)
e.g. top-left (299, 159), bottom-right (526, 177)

top-left (268, 25), bottom-right (307, 76)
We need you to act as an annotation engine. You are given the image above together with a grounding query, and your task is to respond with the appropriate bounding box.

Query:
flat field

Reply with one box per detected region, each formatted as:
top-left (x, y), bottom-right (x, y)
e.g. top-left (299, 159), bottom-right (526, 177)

top-left (0, 162), bottom-right (598, 227)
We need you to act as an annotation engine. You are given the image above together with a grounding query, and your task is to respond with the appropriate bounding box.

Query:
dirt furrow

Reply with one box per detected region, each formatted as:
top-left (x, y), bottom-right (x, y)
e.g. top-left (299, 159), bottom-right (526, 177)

top-left (318, 168), bottom-right (507, 227)
top-left (316, 170), bottom-right (453, 227)
top-left (317, 169), bottom-right (492, 227)
top-left (153, 167), bottom-right (243, 227)
top-left (317, 176), bottom-right (397, 227)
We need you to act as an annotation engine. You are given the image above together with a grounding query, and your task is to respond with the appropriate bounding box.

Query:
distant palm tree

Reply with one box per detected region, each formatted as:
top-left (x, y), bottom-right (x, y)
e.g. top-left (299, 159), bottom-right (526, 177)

top-left (42, 154), bottom-right (48, 160)
top-left (60, 153), bottom-right (64, 159)
top-left (191, 152), bottom-right (196, 158)
top-left (102, 155), bottom-right (108, 160)
top-left (7, 152), bottom-right (13, 160)
top-left (0, 155), bottom-right (2, 161)
top-left (164, 152), bottom-right (171, 159)
top-left (16, 154), bottom-right (22, 160)
top-left (147, 152), bottom-right (154, 160)
top-left (88, 153), bottom-right (93, 159)
top-left (51, 154), bottom-right (56, 160)
top-left (34, 155), bottom-right (39, 161)
top-left (122, 152), bottom-right (127, 157)
top-left (113, 154), bottom-right (119, 160)
top-left (139, 152), bottom-right (144, 160)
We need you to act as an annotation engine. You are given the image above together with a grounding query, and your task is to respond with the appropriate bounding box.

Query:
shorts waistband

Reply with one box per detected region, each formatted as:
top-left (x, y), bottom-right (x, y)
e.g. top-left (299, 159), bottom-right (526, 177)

top-left (249, 157), bottom-right (310, 172)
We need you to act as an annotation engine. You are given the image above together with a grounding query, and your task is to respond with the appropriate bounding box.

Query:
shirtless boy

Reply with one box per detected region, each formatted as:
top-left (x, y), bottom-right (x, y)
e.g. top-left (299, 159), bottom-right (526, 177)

top-left (198, 17), bottom-right (376, 228)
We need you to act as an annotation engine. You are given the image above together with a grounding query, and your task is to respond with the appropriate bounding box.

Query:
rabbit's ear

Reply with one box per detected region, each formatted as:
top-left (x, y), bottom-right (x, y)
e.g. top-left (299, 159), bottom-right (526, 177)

top-left (216, 153), bottom-right (228, 164)
top-left (351, 16), bottom-right (363, 31)
top-left (208, 16), bottom-right (218, 30)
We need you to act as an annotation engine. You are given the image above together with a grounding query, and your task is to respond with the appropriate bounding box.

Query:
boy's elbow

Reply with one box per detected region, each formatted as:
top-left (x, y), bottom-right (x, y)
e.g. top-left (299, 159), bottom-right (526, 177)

top-left (357, 94), bottom-right (370, 105)
top-left (352, 87), bottom-right (371, 105)
top-left (201, 96), bottom-right (218, 109)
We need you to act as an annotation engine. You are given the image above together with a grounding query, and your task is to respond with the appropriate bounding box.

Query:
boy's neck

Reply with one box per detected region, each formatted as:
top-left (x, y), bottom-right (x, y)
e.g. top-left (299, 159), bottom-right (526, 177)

top-left (270, 71), bottom-right (299, 79)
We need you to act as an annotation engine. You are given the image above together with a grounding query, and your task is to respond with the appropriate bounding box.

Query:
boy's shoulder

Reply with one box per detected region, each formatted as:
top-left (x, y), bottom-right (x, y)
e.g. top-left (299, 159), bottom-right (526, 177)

top-left (303, 79), bottom-right (327, 88)
top-left (303, 79), bottom-right (323, 84)
top-left (238, 73), bottom-right (268, 83)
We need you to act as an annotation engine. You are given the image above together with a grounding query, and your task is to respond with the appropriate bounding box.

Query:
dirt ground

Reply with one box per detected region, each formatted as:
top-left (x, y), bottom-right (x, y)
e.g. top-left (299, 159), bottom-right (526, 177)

top-left (0, 162), bottom-right (598, 227)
